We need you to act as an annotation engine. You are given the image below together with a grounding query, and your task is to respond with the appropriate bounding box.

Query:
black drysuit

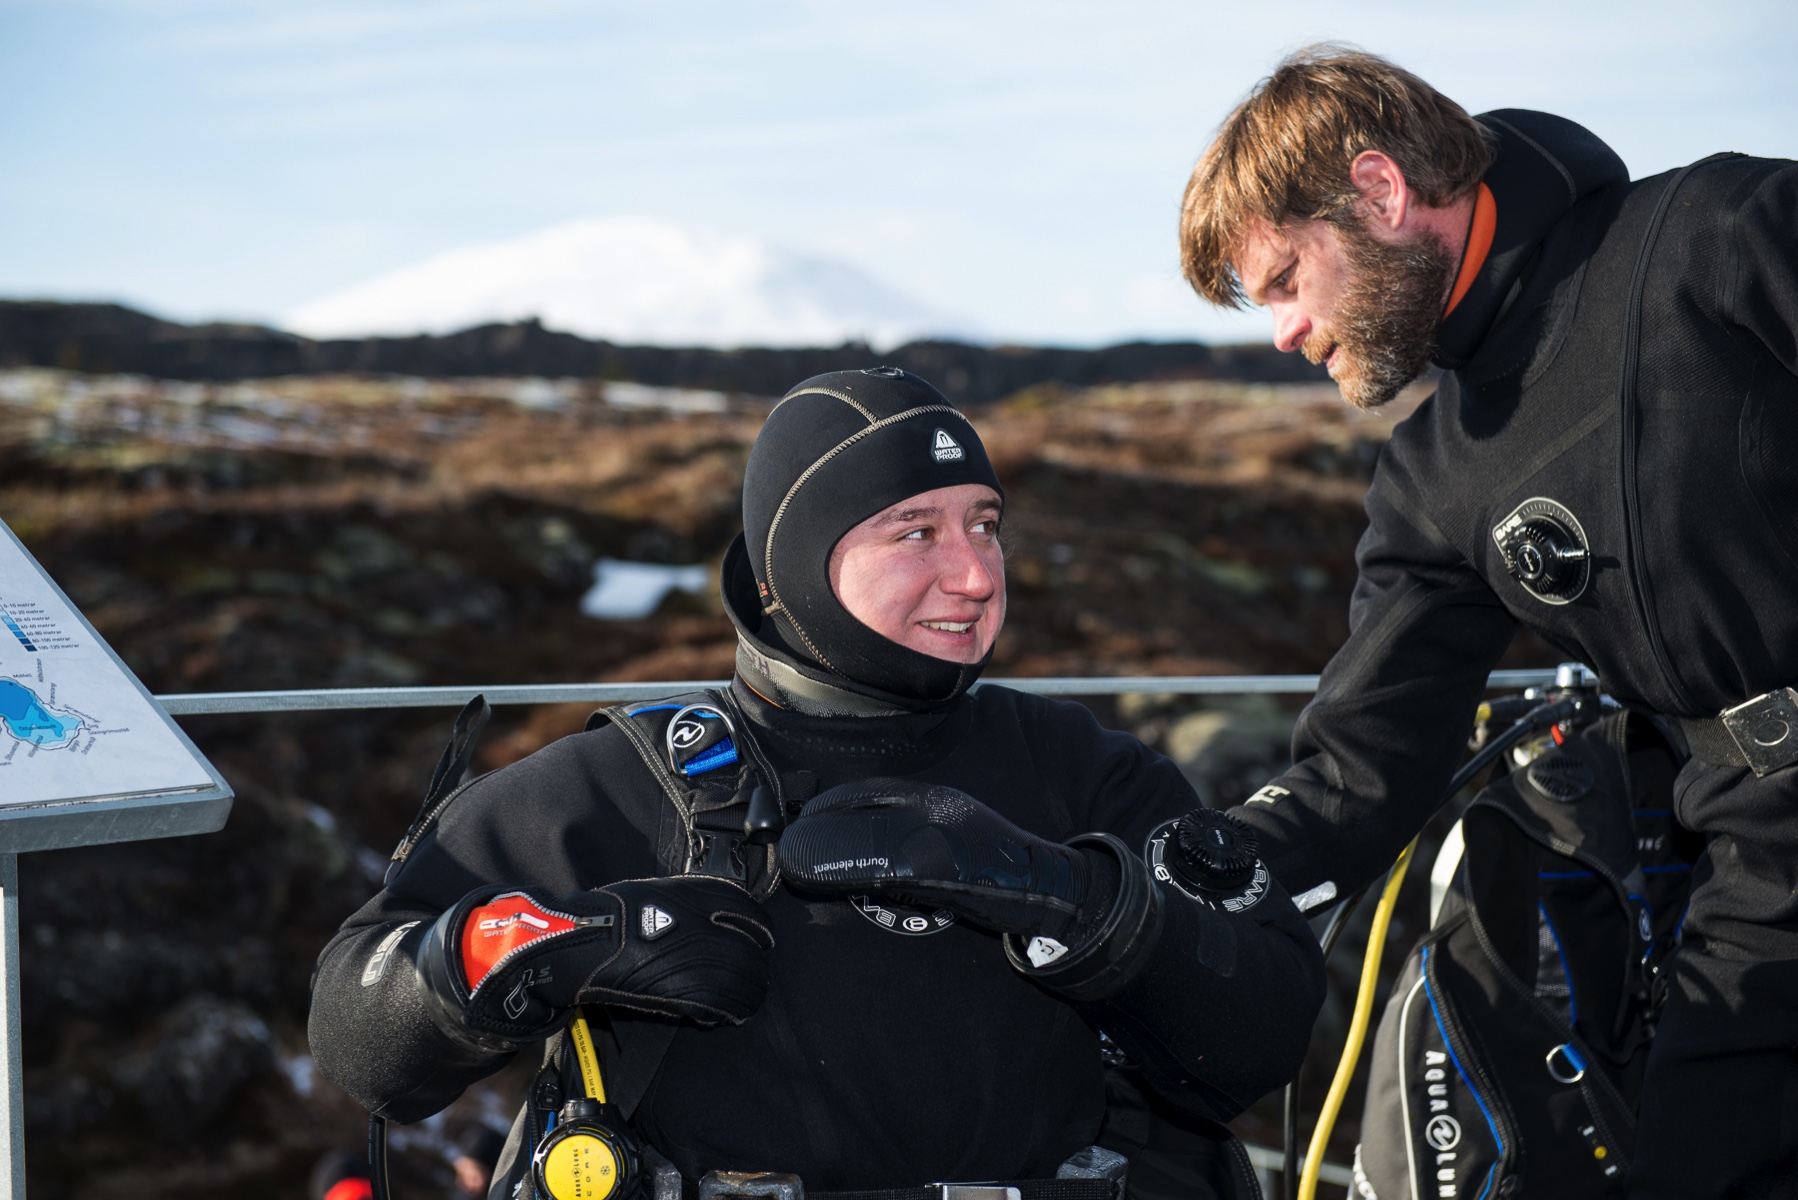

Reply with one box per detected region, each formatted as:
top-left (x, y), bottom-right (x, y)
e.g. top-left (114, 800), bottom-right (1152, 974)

top-left (1226, 110), bottom-right (1798, 1197)
top-left (309, 677), bottom-right (1324, 1191)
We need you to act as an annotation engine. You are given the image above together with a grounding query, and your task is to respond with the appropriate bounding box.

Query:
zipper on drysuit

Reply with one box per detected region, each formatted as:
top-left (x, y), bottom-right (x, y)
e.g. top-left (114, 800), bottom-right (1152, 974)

top-left (387, 693), bottom-right (493, 883)
top-left (385, 775), bottom-right (479, 883)
top-left (1616, 157), bottom-right (1739, 717)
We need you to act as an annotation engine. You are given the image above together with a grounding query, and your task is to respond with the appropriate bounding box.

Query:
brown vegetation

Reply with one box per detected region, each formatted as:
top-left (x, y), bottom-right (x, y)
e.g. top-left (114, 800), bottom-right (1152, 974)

top-left (1, 368), bottom-right (1545, 1196)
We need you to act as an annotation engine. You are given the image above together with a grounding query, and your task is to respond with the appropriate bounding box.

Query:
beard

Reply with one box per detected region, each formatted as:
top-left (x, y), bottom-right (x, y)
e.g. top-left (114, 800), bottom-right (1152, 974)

top-left (1304, 221), bottom-right (1456, 410)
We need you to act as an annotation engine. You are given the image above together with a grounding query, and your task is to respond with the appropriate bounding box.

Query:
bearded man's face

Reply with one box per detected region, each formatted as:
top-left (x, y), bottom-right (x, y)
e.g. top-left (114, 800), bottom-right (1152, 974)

top-left (1310, 219), bottom-right (1455, 409)
top-left (1233, 216), bottom-right (1457, 410)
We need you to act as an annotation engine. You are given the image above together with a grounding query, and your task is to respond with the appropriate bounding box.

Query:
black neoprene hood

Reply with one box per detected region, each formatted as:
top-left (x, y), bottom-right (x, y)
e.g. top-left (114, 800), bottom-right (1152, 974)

top-left (733, 367), bottom-right (1004, 710)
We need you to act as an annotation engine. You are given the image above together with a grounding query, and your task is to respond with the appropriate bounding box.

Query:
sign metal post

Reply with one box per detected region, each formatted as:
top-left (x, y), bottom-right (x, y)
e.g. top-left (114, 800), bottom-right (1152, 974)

top-left (1, 852), bottom-right (22, 1199)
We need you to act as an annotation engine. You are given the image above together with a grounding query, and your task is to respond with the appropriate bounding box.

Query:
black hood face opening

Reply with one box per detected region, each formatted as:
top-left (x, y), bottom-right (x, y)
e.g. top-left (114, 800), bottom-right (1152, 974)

top-left (726, 367), bottom-right (1005, 715)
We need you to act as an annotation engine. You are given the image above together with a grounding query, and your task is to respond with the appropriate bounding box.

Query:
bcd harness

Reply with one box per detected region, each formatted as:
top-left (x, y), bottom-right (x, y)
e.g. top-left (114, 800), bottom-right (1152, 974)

top-left (1350, 706), bottom-right (1700, 1200)
top-left (376, 692), bottom-right (1136, 1200)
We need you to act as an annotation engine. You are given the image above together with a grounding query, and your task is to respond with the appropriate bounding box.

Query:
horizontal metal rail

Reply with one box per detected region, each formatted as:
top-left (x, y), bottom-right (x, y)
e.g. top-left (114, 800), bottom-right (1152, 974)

top-left (1244, 1141), bottom-right (1353, 1188)
top-left (150, 673), bottom-right (1429, 1188)
top-left (154, 669), bottom-right (1560, 715)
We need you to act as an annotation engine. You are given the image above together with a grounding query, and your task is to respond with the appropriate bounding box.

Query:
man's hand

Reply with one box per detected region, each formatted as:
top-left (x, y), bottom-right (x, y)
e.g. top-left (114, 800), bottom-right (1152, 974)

top-left (416, 877), bottom-right (775, 1046)
top-left (776, 777), bottom-right (1094, 937)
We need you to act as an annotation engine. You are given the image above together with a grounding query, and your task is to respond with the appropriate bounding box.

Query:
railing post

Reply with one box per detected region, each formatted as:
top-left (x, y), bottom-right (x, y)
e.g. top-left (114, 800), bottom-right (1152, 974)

top-left (0, 852), bottom-right (25, 1198)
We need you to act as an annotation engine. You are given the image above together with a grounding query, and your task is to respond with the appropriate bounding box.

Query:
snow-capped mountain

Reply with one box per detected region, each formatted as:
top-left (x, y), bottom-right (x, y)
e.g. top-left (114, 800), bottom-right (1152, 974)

top-left (284, 216), bottom-right (974, 349)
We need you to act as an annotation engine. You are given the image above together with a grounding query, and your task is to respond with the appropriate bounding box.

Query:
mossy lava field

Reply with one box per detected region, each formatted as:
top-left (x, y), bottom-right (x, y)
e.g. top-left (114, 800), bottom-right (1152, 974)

top-left (0, 368), bottom-right (1545, 1197)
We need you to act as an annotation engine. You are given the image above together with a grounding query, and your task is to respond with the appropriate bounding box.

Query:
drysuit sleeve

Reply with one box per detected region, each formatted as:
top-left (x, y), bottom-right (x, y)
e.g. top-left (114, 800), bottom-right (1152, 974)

top-left (309, 905), bottom-right (505, 1123)
top-left (1076, 845), bottom-right (1325, 1123)
top-left (307, 728), bottom-right (664, 1122)
top-left (1028, 700), bottom-right (1328, 1122)
top-left (1226, 440), bottom-right (1518, 903)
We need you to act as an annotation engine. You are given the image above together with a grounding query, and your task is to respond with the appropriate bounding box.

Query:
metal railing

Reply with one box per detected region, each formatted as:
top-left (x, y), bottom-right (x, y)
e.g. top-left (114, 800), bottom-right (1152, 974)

top-left (153, 668), bottom-right (1560, 715)
top-left (151, 669), bottom-right (1557, 1194)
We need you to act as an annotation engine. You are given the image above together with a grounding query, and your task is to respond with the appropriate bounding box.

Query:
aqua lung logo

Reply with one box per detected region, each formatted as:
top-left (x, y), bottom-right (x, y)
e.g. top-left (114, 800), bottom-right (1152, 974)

top-left (1420, 1050), bottom-right (1465, 1197)
top-left (669, 719), bottom-right (707, 749)
top-left (503, 969), bottom-right (536, 1019)
top-left (931, 428), bottom-right (966, 463)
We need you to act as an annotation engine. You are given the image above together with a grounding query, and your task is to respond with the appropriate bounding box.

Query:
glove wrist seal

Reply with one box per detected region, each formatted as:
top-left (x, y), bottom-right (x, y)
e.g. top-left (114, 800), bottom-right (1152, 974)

top-left (1004, 832), bottom-right (1163, 1001)
top-left (414, 898), bottom-right (555, 1052)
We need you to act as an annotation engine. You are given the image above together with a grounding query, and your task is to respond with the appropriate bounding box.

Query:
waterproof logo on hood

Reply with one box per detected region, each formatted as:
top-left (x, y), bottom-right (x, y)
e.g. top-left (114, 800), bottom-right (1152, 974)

top-left (931, 428), bottom-right (965, 463)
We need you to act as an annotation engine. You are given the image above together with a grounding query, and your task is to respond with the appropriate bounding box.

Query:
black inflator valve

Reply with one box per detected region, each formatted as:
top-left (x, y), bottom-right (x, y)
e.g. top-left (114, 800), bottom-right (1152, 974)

top-left (1145, 808), bottom-right (1267, 911)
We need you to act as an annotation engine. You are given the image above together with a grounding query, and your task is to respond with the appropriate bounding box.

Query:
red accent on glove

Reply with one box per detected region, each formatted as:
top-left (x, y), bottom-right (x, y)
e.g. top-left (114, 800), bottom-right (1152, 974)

top-left (460, 892), bottom-right (579, 992)
top-left (323, 1179), bottom-right (374, 1200)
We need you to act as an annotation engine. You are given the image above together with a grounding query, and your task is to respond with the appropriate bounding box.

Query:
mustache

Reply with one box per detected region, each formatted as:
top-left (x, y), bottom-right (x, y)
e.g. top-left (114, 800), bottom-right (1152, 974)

top-left (1300, 330), bottom-right (1335, 367)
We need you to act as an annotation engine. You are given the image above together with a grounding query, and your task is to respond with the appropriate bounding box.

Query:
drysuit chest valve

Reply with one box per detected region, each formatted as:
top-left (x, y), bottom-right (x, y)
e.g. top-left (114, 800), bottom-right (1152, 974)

top-left (1491, 497), bottom-right (1591, 604)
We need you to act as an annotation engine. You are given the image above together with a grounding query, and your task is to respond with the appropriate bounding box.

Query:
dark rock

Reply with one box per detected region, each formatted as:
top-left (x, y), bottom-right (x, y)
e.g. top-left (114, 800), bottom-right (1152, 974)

top-left (110, 995), bottom-right (273, 1135)
top-left (0, 300), bottom-right (1327, 400)
top-left (24, 930), bottom-right (219, 1019)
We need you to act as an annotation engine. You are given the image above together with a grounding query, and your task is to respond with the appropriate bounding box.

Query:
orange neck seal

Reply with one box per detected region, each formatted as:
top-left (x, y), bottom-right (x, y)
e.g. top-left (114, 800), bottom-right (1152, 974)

top-left (1443, 182), bottom-right (1497, 318)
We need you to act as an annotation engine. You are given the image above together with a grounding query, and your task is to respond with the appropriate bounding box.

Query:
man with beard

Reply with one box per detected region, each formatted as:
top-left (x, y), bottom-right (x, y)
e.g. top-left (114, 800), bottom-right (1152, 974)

top-left (309, 368), bottom-right (1324, 1199)
top-left (1179, 45), bottom-right (1798, 1198)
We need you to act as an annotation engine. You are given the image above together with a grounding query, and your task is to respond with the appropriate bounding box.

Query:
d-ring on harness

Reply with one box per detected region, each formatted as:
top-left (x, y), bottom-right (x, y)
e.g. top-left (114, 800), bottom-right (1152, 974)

top-left (665, 703), bottom-right (740, 777)
top-left (1545, 1042), bottom-right (1588, 1085)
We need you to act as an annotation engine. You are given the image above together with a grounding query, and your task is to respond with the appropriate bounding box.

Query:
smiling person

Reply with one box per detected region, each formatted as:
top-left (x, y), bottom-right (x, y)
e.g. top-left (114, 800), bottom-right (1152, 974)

top-left (308, 367), bottom-right (1324, 1200)
top-left (1181, 46), bottom-right (1798, 1199)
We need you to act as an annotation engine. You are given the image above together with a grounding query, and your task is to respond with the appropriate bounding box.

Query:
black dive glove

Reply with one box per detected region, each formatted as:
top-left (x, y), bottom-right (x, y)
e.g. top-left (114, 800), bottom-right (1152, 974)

top-left (777, 777), bottom-right (1162, 1000)
top-left (415, 877), bottom-right (775, 1050)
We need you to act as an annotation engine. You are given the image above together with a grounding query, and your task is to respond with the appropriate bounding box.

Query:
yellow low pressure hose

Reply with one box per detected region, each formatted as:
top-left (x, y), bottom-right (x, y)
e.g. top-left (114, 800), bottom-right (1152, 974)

top-left (1298, 837), bottom-right (1419, 1200)
top-left (568, 1009), bottom-right (608, 1104)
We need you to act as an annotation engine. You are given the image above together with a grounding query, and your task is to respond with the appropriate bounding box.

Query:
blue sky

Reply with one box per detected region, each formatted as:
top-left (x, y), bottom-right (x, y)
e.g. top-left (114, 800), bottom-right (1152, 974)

top-left (2, 0), bottom-right (1793, 346)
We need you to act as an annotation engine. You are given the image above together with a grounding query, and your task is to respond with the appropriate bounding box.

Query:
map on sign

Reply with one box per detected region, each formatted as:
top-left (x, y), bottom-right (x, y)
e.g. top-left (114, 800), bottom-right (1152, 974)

top-left (0, 520), bottom-right (221, 808)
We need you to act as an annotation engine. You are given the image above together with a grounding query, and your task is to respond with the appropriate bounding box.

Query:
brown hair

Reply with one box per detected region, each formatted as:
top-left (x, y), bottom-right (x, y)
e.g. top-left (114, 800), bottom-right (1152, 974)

top-left (1180, 44), bottom-right (1494, 307)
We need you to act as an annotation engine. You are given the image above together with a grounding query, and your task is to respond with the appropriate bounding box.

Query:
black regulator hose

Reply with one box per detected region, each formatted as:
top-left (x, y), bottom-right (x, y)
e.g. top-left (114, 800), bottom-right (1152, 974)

top-left (368, 1113), bottom-right (392, 1200)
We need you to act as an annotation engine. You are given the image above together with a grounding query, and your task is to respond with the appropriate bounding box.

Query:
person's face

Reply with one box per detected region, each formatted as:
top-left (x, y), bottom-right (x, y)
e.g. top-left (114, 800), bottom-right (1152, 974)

top-left (828, 483), bottom-right (1005, 664)
top-left (1234, 214), bottom-right (1453, 410)
top-left (453, 1156), bottom-right (490, 1196)
top-left (1235, 216), bottom-right (1353, 368)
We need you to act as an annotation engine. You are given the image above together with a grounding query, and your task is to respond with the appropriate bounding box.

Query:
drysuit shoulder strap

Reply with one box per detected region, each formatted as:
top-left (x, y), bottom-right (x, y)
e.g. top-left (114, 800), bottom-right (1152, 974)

top-left (585, 689), bottom-right (742, 792)
top-left (587, 688), bottom-right (799, 892)
top-left (579, 689), bottom-right (755, 1124)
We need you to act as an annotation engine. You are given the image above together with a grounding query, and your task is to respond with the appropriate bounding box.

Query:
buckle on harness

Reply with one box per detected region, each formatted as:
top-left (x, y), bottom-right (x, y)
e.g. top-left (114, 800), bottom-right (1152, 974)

top-left (698, 1171), bottom-right (805, 1200)
top-left (935, 1188), bottom-right (1020, 1200)
top-left (1719, 686), bottom-right (1798, 777)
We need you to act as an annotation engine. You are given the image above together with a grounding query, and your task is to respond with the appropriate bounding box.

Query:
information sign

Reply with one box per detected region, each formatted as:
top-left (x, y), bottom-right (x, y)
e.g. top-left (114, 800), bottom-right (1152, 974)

top-left (0, 520), bottom-right (231, 851)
